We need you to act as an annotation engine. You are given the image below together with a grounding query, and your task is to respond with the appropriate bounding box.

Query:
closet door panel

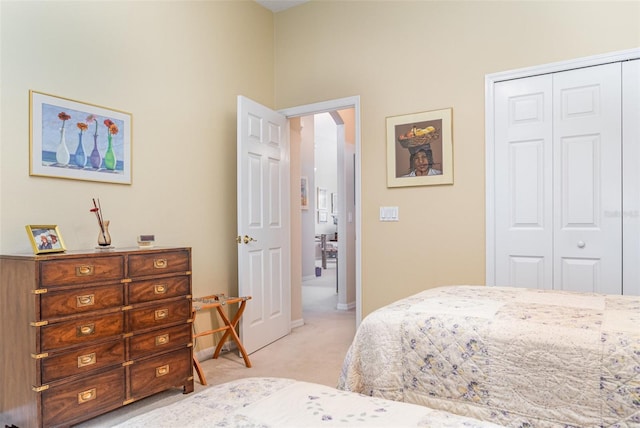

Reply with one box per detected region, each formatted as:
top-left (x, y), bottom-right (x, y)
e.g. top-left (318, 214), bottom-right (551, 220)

top-left (494, 75), bottom-right (553, 288)
top-left (560, 258), bottom-right (599, 293)
top-left (623, 59), bottom-right (640, 296)
top-left (561, 135), bottom-right (598, 225)
top-left (553, 63), bottom-right (622, 294)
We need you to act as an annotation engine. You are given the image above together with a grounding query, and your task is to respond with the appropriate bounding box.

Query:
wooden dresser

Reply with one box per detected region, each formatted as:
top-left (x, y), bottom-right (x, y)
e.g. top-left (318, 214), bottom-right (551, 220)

top-left (0, 247), bottom-right (194, 428)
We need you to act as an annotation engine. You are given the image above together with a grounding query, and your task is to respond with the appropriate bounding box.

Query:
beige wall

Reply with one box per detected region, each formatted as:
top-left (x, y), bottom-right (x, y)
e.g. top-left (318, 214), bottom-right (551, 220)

top-left (1, 0), bottom-right (639, 330)
top-left (0, 0), bottom-right (274, 350)
top-left (273, 1), bottom-right (640, 316)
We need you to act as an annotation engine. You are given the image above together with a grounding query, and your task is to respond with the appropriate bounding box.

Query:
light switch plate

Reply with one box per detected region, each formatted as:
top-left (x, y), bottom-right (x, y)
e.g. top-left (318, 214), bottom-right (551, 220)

top-left (380, 206), bottom-right (399, 221)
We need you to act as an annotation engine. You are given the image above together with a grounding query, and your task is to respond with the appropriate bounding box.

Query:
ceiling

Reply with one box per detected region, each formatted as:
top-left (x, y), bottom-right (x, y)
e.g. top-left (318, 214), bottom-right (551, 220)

top-left (255, 0), bottom-right (310, 12)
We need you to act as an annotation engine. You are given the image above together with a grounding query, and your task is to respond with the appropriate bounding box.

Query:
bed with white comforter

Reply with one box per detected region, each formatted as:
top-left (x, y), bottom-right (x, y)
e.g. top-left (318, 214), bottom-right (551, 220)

top-left (337, 285), bottom-right (640, 427)
top-left (112, 377), bottom-right (504, 427)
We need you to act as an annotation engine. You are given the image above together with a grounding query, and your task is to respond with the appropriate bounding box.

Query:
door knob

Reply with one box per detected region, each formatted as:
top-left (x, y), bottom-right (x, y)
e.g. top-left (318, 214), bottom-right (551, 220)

top-left (577, 241), bottom-right (586, 248)
top-left (243, 235), bottom-right (257, 244)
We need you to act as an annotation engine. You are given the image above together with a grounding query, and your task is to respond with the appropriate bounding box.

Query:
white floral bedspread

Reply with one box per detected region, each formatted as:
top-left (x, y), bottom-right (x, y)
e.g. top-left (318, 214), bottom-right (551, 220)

top-left (337, 285), bottom-right (640, 427)
top-left (112, 377), bottom-right (503, 427)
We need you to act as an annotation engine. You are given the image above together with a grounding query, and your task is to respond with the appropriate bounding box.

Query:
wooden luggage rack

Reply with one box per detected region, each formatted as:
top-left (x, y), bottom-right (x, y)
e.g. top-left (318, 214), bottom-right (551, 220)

top-left (191, 294), bottom-right (252, 385)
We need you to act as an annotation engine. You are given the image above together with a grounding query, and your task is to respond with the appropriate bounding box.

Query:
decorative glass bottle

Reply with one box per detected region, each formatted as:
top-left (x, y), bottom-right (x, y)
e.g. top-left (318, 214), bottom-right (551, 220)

top-left (104, 133), bottom-right (116, 170)
top-left (89, 134), bottom-right (102, 169)
top-left (55, 127), bottom-right (70, 165)
top-left (97, 220), bottom-right (112, 247)
top-left (74, 132), bottom-right (86, 167)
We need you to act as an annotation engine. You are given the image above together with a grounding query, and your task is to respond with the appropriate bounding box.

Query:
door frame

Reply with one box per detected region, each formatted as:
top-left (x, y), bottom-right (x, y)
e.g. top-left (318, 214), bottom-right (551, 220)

top-left (279, 96), bottom-right (362, 324)
top-left (485, 48), bottom-right (640, 286)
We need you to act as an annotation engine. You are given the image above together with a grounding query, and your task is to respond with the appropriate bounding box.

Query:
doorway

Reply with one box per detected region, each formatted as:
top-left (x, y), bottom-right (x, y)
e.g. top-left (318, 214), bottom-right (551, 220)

top-left (280, 96), bottom-right (362, 325)
top-left (302, 112), bottom-right (343, 314)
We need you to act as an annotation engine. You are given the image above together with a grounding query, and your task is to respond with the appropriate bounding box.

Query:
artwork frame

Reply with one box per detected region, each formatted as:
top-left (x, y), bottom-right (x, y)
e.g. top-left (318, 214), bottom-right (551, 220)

top-left (331, 192), bottom-right (338, 214)
top-left (29, 90), bottom-right (132, 185)
top-left (301, 176), bottom-right (309, 210)
top-left (386, 107), bottom-right (453, 187)
top-left (317, 187), bottom-right (328, 211)
top-left (26, 224), bottom-right (66, 254)
top-left (318, 211), bottom-right (328, 223)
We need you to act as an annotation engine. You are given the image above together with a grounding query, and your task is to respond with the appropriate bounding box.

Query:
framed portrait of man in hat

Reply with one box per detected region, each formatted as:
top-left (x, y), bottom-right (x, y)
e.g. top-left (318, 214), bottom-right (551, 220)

top-left (386, 108), bottom-right (453, 187)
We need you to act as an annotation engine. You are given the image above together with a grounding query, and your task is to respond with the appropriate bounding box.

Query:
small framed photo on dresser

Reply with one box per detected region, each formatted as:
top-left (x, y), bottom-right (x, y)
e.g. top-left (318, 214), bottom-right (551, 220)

top-left (26, 224), bottom-right (66, 254)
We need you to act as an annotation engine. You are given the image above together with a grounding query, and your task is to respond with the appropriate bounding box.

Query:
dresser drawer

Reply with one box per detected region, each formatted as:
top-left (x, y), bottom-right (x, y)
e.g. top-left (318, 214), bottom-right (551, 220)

top-left (40, 313), bottom-right (124, 351)
top-left (129, 323), bottom-right (192, 360)
top-left (41, 339), bottom-right (125, 384)
top-left (42, 367), bottom-right (125, 427)
top-left (128, 250), bottom-right (190, 278)
top-left (128, 299), bottom-right (191, 331)
top-left (40, 284), bottom-right (124, 319)
top-left (40, 256), bottom-right (125, 287)
top-left (128, 276), bottom-right (190, 304)
top-left (130, 348), bottom-right (192, 398)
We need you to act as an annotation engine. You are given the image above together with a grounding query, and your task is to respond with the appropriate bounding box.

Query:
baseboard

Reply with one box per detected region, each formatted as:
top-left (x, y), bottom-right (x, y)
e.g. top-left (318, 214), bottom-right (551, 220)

top-left (195, 319), bottom-right (309, 359)
top-left (195, 346), bottom-right (214, 361)
top-left (291, 317), bottom-right (305, 329)
top-left (194, 342), bottom-right (235, 361)
top-left (337, 301), bottom-right (356, 311)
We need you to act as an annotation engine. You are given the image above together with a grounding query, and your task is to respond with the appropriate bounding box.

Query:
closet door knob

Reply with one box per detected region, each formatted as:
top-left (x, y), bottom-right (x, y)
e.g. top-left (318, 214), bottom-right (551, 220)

top-left (577, 241), bottom-right (586, 248)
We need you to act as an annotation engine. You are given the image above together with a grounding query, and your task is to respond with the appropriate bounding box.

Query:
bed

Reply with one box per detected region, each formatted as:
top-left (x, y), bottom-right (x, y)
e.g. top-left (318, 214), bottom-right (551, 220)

top-left (337, 285), bottom-right (640, 427)
top-left (112, 377), bottom-right (504, 427)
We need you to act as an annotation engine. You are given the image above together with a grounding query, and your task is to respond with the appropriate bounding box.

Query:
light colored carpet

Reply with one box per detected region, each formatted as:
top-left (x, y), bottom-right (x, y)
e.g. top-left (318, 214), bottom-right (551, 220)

top-left (75, 265), bottom-right (355, 427)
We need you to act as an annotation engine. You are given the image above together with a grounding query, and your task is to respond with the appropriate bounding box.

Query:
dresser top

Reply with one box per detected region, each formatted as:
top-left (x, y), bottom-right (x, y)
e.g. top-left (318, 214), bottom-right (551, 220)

top-left (0, 246), bottom-right (191, 261)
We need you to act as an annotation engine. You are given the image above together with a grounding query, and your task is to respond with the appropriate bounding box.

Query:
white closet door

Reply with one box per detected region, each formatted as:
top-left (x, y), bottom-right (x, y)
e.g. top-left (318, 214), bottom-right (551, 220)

top-left (494, 75), bottom-right (553, 288)
top-left (623, 59), bottom-right (640, 296)
top-left (553, 63), bottom-right (622, 294)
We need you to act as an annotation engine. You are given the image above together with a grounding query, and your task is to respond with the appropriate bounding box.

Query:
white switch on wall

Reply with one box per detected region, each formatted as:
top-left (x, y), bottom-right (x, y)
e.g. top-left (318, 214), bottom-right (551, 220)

top-left (380, 206), bottom-right (399, 221)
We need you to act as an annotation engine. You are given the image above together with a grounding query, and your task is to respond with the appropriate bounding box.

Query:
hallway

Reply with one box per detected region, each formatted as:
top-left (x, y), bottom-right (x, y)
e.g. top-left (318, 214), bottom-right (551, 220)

top-left (303, 261), bottom-right (339, 313)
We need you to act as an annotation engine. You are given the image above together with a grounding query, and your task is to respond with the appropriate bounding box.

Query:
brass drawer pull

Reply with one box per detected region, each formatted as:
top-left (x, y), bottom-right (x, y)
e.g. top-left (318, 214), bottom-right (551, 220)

top-left (76, 294), bottom-right (95, 307)
top-left (155, 334), bottom-right (169, 346)
top-left (154, 309), bottom-right (169, 320)
top-left (77, 353), bottom-right (96, 368)
top-left (155, 364), bottom-right (169, 377)
top-left (154, 284), bottom-right (167, 294)
top-left (153, 258), bottom-right (168, 269)
top-left (78, 388), bottom-right (96, 404)
top-left (77, 323), bottom-right (95, 336)
top-left (75, 265), bottom-right (95, 276)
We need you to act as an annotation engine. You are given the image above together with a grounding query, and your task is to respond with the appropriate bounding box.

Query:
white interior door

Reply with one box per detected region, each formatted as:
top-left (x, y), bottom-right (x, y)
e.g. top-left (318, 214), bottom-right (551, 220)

top-left (494, 74), bottom-right (553, 289)
top-left (494, 63), bottom-right (622, 294)
top-left (552, 63), bottom-right (621, 294)
top-left (623, 59), bottom-right (640, 296)
top-left (237, 95), bottom-right (291, 354)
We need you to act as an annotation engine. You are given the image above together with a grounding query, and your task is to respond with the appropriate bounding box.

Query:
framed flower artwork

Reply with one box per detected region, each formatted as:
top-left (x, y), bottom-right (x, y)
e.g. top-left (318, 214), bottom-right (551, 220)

top-left (29, 90), bottom-right (132, 184)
